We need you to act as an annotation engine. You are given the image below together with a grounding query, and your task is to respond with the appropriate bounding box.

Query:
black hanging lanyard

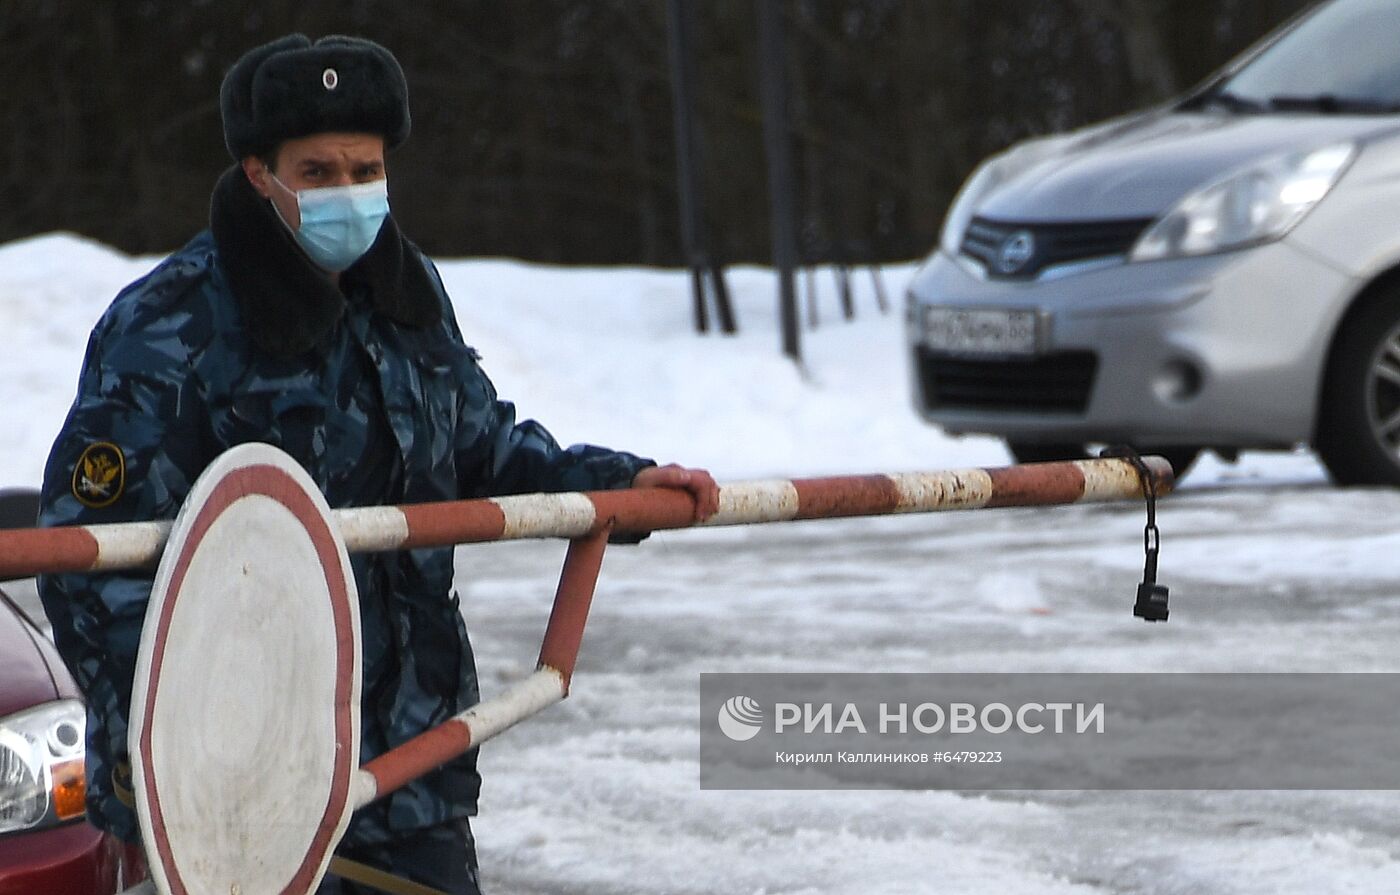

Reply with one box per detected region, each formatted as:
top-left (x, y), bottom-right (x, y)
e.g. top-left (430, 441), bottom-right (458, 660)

top-left (1101, 446), bottom-right (1169, 622)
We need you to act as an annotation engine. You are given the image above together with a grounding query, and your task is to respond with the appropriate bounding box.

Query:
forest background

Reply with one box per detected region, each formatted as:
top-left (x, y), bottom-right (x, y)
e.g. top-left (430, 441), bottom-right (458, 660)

top-left (0, 1), bottom-right (1310, 265)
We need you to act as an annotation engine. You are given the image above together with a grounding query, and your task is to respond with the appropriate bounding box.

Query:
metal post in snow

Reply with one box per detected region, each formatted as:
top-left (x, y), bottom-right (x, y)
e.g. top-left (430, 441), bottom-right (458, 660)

top-left (757, 0), bottom-right (802, 361)
top-left (666, 0), bottom-right (707, 333)
top-left (666, 1), bottom-right (737, 336)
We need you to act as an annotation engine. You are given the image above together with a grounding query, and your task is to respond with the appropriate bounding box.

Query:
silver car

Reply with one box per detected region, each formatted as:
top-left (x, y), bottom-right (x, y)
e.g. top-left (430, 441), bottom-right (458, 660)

top-left (906, 0), bottom-right (1400, 483)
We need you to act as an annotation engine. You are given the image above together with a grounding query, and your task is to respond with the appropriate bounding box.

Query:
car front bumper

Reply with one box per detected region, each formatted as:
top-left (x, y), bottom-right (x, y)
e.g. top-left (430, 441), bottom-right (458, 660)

top-left (0, 820), bottom-right (122, 895)
top-left (905, 240), bottom-right (1359, 448)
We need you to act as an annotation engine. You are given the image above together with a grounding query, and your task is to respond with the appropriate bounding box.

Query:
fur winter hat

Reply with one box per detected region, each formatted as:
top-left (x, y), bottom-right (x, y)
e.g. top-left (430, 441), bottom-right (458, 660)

top-left (220, 33), bottom-right (410, 160)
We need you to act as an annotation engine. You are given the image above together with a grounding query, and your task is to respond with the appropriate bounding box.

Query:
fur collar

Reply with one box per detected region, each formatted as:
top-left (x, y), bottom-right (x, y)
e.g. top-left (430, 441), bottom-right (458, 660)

top-left (209, 165), bottom-right (440, 357)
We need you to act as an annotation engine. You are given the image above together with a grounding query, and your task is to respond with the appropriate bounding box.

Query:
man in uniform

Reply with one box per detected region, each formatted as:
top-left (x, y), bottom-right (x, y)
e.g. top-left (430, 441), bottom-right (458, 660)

top-left (38, 34), bottom-right (719, 894)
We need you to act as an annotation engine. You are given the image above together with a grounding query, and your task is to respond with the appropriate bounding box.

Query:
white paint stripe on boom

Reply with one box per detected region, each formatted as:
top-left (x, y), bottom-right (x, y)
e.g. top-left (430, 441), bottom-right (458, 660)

top-left (701, 479), bottom-right (800, 526)
top-left (90, 521), bottom-right (172, 571)
top-left (886, 469), bottom-right (995, 512)
top-left (496, 493), bottom-right (597, 540)
top-left (1073, 459), bottom-right (1143, 503)
top-left (336, 506), bottom-right (411, 552)
top-left (460, 667), bottom-right (567, 743)
top-left (351, 768), bottom-right (380, 812)
top-left (350, 668), bottom-right (567, 811)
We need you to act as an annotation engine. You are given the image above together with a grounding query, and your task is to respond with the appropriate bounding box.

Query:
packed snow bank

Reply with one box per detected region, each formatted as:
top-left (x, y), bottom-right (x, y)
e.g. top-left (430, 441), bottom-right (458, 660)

top-left (0, 232), bottom-right (1005, 490)
top-left (0, 232), bottom-right (1328, 492)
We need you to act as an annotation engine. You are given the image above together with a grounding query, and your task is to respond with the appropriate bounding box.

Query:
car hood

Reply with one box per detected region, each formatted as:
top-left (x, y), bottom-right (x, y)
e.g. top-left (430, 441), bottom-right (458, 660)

top-left (0, 592), bottom-right (66, 719)
top-left (978, 111), bottom-right (1400, 222)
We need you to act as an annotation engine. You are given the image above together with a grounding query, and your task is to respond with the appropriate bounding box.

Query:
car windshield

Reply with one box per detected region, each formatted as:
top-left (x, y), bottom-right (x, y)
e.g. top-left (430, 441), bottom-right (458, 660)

top-left (1204, 0), bottom-right (1400, 113)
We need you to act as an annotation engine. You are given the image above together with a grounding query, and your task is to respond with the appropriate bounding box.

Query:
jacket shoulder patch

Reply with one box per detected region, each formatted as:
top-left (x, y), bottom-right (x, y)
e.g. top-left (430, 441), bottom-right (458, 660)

top-left (72, 442), bottom-right (126, 508)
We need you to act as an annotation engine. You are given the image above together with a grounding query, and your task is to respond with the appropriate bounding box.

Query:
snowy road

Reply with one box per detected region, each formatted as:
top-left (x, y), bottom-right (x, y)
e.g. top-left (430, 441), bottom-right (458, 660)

top-left (459, 479), bottom-right (1400, 894)
top-left (10, 477), bottom-right (1400, 892)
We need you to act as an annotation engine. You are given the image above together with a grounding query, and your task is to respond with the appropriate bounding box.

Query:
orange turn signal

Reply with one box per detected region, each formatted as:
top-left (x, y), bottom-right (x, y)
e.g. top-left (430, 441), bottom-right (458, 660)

top-left (51, 758), bottom-right (86, 820)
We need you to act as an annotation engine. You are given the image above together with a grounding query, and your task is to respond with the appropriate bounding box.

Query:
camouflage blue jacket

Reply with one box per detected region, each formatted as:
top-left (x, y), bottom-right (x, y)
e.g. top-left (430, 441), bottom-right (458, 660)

top-left (38, 167), bottom-right (652, 845)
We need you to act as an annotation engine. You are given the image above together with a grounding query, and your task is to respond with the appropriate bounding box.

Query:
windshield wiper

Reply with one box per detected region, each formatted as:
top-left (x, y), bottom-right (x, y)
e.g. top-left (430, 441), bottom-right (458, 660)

top-left (1266, 94), bottom-right (1400, 114)
top-left (1187, 89), bottom-right (1266, 114)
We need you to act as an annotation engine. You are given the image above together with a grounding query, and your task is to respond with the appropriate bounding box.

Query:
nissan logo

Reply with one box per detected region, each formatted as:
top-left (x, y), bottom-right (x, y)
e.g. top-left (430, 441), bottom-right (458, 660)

top-left (996, 231), bottom-right (1036, 275)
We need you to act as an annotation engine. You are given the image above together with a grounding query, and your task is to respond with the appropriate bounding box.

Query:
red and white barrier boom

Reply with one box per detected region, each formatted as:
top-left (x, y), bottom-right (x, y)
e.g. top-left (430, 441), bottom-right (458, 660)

top-left (0, 445), bottom-right (1171, 895)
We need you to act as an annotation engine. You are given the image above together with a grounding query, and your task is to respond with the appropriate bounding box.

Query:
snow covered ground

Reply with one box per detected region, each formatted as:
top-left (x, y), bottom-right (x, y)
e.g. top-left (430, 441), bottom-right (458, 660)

top-left (3, 233), bottom-right (1398, 893)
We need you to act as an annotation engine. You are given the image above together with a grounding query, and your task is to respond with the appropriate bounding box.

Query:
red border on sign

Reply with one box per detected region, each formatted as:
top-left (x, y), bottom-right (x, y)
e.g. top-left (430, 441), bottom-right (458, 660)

top-left (137, 464), bottom-right (356, 895)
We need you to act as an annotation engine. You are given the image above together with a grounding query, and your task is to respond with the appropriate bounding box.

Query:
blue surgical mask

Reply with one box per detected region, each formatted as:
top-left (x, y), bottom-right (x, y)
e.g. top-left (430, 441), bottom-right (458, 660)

top-left (269, 173), bottom-right (390, 272)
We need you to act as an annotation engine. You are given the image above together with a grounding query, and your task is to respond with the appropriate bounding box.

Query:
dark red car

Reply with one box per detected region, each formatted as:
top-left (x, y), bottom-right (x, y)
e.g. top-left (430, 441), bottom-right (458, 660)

top-left (0, 489), bottom-right (142, 895)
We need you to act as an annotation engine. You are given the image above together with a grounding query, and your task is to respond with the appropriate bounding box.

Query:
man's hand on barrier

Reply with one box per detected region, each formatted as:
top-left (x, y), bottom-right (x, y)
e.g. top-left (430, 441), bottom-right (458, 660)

top-left (632, 464), bottom-right (720, 522)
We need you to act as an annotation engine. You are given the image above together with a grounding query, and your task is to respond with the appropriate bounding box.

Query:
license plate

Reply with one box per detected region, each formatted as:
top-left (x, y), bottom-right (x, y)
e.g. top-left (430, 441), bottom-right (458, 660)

top-left (922, 307), bottom-right (1041, 357)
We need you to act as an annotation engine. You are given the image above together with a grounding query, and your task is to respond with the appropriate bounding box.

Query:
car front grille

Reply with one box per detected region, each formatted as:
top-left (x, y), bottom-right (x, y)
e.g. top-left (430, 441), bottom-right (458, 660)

top-left (960, 217), bottom-right (1153, 280)
top-left (917, 348), bottom-right (1098, 414)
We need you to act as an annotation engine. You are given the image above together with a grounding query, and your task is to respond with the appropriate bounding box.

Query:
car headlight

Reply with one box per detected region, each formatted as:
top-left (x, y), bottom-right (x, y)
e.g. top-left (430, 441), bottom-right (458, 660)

top-left (0, 700), bottom-right (86, 834)
top-left (1132, 141), bottom-right (1356, 262)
